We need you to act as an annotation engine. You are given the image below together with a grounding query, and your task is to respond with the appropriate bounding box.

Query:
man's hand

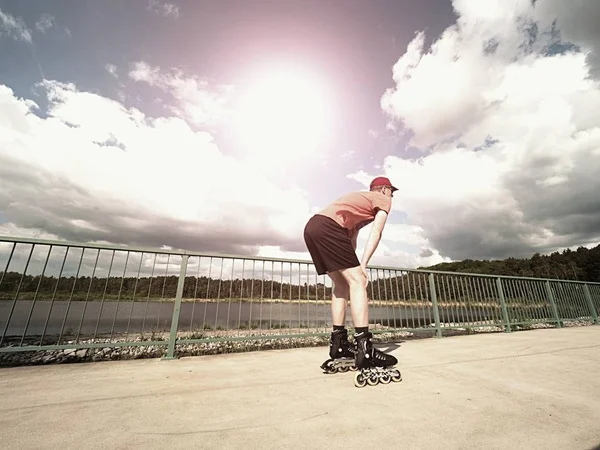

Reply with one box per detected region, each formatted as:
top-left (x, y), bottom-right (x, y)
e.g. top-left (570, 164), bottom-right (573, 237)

top-left (360, 264), bottom-right (369, 280)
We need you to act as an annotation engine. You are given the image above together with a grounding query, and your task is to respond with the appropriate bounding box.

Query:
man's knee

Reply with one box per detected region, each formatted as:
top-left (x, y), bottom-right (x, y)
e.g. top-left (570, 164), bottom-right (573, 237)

top-left (333, 283), bottom-right (349, 299)
top-left (328, 271), bottom-right (350, 297)
top-left (341, 266), bottom-right (367, 289)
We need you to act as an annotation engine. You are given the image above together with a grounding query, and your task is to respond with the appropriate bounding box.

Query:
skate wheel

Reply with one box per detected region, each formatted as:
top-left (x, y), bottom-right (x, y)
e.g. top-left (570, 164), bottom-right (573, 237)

top-left (380, 373), bottom-right (392, 384)
top-left (354, 372), bottom-right (367, 388)
top-left (367, 374), bottom-right (378, 386)
top-left (349, 366), bottom-right (357, 371)
top-left (339, 366), bottom-right (349, 373)
top-left (391, 369), bottom-right (402, 382)
top-left (321, 360), bottom-right (336, 374)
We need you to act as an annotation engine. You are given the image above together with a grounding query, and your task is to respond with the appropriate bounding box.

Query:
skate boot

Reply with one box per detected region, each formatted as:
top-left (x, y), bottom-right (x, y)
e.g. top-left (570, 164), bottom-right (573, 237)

top-left (320, 328), bottom-right (357, 374)
top-left (353, 331), bottom-right (402, 387)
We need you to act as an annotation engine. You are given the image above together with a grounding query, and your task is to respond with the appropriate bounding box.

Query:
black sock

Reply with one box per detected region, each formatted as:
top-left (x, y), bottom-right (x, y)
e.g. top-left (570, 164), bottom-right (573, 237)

top-left (355, 326), bottom-right (368, 335)
top-left (333, 325), bottom-right (345, 331)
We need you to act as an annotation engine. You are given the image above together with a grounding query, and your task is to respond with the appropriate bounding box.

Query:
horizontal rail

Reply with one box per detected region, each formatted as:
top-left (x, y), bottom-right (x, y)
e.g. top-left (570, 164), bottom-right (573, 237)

top-left (1, 235), bottom-right (598, 285)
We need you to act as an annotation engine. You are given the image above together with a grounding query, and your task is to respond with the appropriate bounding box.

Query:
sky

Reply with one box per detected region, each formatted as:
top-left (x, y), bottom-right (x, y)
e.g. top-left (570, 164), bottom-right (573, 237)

top-left (1, 0), bottom-right (599, 271)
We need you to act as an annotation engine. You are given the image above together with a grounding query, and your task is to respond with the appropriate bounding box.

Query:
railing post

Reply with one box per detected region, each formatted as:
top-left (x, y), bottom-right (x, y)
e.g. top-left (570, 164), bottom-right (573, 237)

top-left (496, 277), bottom-right (511, 333)
top-left (428, 273), bottom-right (442, 338)
top-left (544, 280), bottom-right (562, 328)
top-left (583, 284), bottom-right (599, 324)
top-left (163, 254), bottom-right (189, 360)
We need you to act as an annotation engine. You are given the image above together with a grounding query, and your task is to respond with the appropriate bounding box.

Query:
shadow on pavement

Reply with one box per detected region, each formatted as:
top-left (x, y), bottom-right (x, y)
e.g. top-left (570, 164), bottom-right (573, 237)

top-left (374, 340), bottom-right (404, 352)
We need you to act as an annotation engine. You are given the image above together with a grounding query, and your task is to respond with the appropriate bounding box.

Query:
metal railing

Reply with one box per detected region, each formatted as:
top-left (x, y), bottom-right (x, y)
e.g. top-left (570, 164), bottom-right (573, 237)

top-left (1, 235), bottom-right (598, 363)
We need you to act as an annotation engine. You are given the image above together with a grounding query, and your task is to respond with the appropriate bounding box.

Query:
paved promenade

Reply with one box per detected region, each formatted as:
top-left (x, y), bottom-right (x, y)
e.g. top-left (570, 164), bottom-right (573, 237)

top-left (1, 326), bottom-right (599, 450)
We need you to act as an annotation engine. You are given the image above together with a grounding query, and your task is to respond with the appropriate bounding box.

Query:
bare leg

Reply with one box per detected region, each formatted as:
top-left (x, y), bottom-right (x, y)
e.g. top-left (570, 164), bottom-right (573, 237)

top-left (321, 271), bottom-right (354, 371)
top-left (327, 271), bottom-right (349, 326)
top-left (338, 266), bottom-right (369, 327)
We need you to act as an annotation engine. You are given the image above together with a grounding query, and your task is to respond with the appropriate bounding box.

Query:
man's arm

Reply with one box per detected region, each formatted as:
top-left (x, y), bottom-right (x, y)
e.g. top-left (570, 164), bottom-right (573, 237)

top-left (360, 210), bottom-right (388, 269)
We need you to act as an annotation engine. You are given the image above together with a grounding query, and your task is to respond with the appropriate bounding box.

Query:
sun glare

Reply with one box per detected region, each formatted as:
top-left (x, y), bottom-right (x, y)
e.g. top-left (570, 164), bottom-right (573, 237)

top-left (233, 66), bottom-right (331, 169)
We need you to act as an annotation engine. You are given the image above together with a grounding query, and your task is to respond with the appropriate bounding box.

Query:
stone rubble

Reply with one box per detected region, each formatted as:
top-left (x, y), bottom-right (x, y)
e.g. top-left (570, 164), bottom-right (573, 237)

top-left (0, 328), bottom-right (416, 367)
top-left (0, 318), bottom-right (594, 367)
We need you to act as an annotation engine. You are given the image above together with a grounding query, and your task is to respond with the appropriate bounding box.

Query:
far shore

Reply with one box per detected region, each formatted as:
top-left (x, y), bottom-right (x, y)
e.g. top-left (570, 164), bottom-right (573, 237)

top-left (0, 296), bottom-right (547, 309)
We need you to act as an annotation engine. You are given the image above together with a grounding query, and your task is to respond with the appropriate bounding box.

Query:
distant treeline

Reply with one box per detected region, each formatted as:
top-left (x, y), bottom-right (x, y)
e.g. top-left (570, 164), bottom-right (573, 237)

top-left (0, 272), bottom-right (320, 301)
top-left (422, 245), bottom-right (600, 282)
top-left (0, 271), bottom-right (435, 302)
top-left (1, 245), bottom-right (598, 302)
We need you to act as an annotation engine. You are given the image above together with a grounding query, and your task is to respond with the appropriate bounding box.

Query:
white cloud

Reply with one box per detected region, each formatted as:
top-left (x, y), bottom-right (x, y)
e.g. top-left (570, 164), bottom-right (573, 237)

top-left (0, 68), bottom-right (405, 273)
top-left (367, 0), bottom-right (600, 262)
top-left (0, 8), bottom-right (32, 42)
top-left (381, 223), bottom-right (428, 248)
top-left (129, 61), bottom-right (233, 128)
top-left (354, 222), bottom-right (450, 269)
top-left (35, 13), bottom-right (55, 34)
top-left (257, 219), bottom-right (450, 271)
top-left (105, 63), bottom-right (118, 78)
top-left (360, 245), bottom-right (449, 271)
top-left (146, 0), bottom-right (180, 19)
top-left (256, 246), bottom-right (311, 262)
top-left (0, 81), bottom-right (313, 256)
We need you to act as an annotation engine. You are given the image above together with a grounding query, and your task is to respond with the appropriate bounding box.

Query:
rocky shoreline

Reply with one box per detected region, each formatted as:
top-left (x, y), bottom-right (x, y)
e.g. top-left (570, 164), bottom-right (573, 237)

top-left (0, 319), bottom-right (593, 367)
top-left (0, 327), bottom-right (417, 367)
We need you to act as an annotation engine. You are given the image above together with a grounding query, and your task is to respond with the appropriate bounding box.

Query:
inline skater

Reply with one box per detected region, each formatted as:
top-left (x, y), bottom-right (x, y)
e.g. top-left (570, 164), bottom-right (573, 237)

top-left (303, 176), bottom-right (402, 387)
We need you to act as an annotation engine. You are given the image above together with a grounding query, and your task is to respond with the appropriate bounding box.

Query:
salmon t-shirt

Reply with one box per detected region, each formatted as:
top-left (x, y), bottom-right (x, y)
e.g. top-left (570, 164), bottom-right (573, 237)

top-left (317, 191), bottom-right (391, 235)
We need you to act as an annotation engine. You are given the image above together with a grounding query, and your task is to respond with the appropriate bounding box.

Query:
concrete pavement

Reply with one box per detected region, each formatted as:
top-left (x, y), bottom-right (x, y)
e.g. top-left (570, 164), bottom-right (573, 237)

top-left (1, 326), bottom-right (599, 450)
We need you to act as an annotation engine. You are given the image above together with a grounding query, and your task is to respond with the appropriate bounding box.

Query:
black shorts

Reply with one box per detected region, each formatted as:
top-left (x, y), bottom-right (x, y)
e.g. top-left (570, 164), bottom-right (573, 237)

top-left (303, 214), bottom-right (360, 275)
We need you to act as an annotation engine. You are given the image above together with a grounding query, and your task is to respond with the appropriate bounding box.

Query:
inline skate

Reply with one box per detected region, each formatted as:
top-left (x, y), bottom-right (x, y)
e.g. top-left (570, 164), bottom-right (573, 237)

top-left (353, 331), bottom-right (402, 387)
top-left (320, 328), bottom-right (357, 374)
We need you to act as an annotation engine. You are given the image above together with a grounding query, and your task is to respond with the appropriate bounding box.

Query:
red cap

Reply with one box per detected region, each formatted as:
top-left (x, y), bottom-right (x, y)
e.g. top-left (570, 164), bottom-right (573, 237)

top-left (370, 176), bottom-right (398, 192)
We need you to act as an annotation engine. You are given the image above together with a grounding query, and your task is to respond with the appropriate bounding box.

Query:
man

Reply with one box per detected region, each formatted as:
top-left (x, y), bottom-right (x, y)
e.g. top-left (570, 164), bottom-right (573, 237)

top-left (303, 176), bottom-right (399, 381)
